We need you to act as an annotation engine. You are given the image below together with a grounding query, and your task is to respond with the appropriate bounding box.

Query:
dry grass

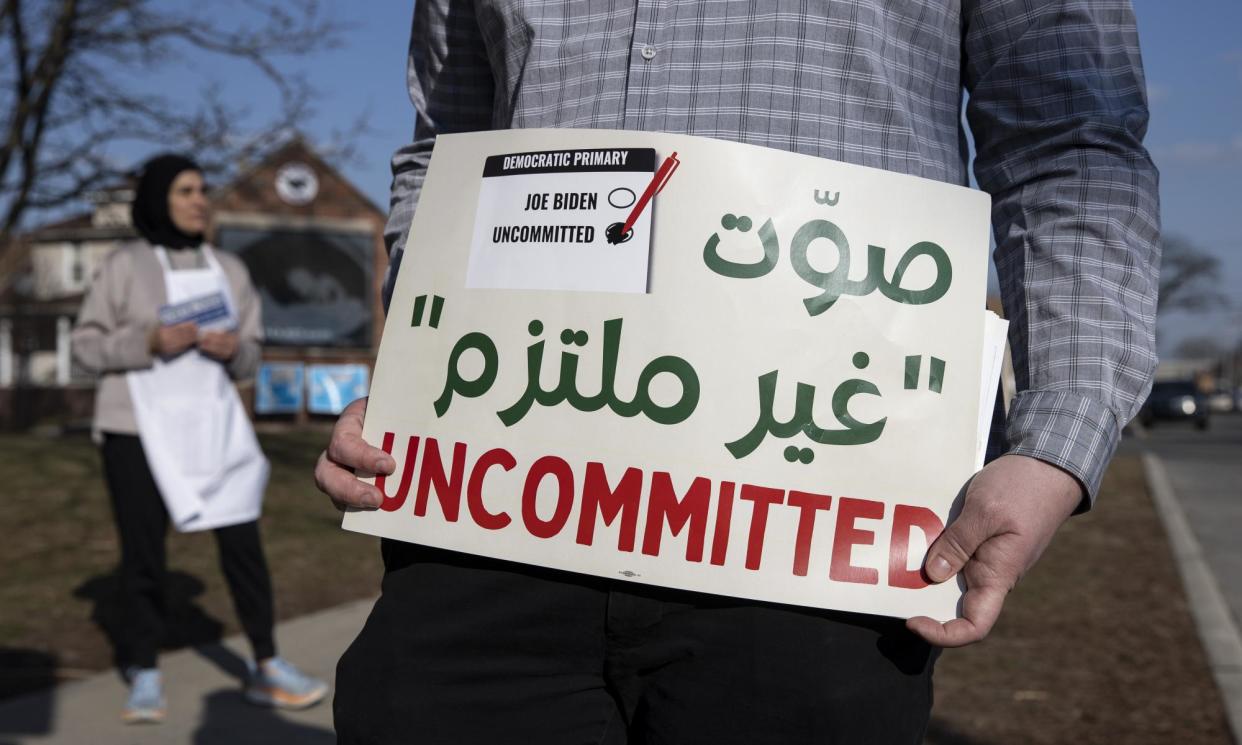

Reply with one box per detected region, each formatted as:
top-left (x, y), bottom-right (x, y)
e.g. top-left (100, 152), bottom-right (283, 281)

top-left (0, 437), bottom-right (1233, 745)
top-left (929, 454), bottom-right (1232, 744)
top-left (0, 429), bottom-right (382, 700)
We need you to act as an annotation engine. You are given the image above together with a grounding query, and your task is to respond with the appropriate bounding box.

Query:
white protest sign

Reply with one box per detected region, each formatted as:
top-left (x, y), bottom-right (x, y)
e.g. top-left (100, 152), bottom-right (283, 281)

top-left (344, 129), bottom-right (992, 622)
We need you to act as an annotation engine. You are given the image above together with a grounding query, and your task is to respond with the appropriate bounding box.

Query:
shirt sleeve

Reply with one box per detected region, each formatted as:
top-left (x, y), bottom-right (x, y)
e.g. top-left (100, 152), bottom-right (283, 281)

top-left (224, 259), bottom-right (264, 381)
top-left (382, 0), bottom-right (497, 311)
top-left (71, 250), bottom-right (155, 374)
top-left (962, 0), bottom-right (1161, 506)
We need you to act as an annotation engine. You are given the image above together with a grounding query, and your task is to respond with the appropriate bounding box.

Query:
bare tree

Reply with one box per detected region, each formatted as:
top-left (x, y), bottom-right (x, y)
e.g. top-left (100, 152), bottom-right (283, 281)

top-left (0, 0), bottom-right (346, 250)
top-left (1158, 235), bottom-right (1230, 313)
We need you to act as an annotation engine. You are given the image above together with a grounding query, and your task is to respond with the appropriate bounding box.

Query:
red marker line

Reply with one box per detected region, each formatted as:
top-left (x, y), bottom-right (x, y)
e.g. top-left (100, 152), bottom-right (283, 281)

top-left (621, 151), bottom-right (680, 237)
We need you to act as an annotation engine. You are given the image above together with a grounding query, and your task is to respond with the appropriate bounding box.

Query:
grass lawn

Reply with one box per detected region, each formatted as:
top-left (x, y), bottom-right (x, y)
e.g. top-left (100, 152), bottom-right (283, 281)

top-left (929, 453), bottom-right (1232, 744)
top-left (0, 428), bottom-right (382, 700)
top-left (0, 434), bottom-right (1233, 743)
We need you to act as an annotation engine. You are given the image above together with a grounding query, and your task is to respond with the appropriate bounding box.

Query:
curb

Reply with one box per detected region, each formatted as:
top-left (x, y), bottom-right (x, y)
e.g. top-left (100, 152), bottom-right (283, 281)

top-left (1143, 452), bottom-right (1242, 743)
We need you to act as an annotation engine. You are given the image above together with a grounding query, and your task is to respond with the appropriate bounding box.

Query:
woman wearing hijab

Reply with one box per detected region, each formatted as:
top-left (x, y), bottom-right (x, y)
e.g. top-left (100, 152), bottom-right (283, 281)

top-left (72, 154), bottom-right (327, 723)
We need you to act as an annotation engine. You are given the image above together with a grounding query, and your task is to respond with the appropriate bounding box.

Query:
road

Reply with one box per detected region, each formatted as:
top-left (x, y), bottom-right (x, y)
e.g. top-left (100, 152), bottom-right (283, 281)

top-left (1136, 412), bottom-right (1242, 632)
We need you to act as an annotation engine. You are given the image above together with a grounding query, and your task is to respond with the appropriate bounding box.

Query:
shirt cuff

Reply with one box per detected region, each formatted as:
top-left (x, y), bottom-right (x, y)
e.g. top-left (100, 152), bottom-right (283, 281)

top-left (1003, 389), bottom-right (1123, 511)
top-left (226, 339), bottom-right (262, 381)
top-left (107, 324), bottom-right (155, 371)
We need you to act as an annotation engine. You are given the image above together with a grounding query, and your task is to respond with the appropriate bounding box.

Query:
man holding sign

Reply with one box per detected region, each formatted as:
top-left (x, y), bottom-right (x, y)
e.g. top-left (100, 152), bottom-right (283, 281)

top-left (316, 2), bottom-right (1159, 742)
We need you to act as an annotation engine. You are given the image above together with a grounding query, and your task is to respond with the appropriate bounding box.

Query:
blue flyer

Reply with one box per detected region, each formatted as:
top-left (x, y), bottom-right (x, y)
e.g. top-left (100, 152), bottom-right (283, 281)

top-left (307, 364), bottom-right (370, 415)
top-left (158, 291), bottom-right (236, 330)
top-left (256, 362), bottom-right (304, 414)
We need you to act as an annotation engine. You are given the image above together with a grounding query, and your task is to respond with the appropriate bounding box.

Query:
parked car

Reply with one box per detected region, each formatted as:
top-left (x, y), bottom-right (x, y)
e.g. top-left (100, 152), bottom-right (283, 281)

top-left (1140, 381), bottom-right (1210, 430)
top-left (1207, 389), bottom-right (1236, 413)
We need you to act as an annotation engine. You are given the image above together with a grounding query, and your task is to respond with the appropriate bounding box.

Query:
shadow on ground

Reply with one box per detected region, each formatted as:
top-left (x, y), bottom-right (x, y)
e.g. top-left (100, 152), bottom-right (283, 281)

top-left (0, 642), bottom-right (334, 745)
top-left (191, 689), bottom-right (334, 745)
top-left (924, 718), bottom-right (999, 745)
top-left (0, 568), bottom-right (238, 740)
top-left (190, 643), bottom-right (334, 744)
top-left (74, 569), bottom-right (228, 671)
top-left (0, 649), bottom-right (56, 739)
top-left (0, 604), bottom-right (333, 744)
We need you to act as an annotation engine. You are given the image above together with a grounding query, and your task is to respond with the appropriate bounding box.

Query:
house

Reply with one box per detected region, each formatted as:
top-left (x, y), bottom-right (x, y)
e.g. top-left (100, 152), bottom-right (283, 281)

top-left (0, 137), bottom-right (388, 430)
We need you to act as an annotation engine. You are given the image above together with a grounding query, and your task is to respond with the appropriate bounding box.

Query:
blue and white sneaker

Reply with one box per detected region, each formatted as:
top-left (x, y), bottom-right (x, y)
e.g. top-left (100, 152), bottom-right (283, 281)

top-left (122, 667), bottom-right (165, 724)
top-left (245, 657), bottom-right (329, 710)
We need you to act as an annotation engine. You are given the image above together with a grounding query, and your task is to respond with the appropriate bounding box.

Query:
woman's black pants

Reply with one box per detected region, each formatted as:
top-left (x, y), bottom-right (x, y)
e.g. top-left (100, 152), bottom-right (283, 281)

top-left (101, 433), bottom-right (276, 669)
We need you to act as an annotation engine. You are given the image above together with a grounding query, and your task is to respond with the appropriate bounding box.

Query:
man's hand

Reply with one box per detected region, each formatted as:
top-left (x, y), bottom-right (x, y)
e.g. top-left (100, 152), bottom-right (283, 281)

top-left (198, 331), bottom-right (239, 362)
top-left (313, 397), bottom-right (397, 511)
top-left (906, 454), bottom-right (1083, 647)
top-left (150, 322), bottom-right (198, 357)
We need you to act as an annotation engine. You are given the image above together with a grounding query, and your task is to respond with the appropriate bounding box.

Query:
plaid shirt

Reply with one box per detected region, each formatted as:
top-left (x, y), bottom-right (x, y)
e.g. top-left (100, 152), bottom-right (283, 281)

top-left (384, 0), bottom-right (1160, 503)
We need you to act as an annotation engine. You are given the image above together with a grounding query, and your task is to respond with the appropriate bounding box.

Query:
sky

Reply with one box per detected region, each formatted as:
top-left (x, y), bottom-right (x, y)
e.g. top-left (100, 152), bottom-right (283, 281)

top-left (1131, 0), bottom-right (1242, 355)
top-left (97, 0), bottom-right (1241, 357)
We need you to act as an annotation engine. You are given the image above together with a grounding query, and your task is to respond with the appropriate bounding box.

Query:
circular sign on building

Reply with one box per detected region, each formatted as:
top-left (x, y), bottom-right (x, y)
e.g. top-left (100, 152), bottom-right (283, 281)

top-left (274, 162), bottom-right (319, 205)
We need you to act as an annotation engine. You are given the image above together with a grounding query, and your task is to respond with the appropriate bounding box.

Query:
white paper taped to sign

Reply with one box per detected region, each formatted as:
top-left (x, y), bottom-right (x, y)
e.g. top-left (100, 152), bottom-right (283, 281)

top-left (345, 129), bottom-right (996, 622)
top-left (467, 148), bottom-right (659, 294)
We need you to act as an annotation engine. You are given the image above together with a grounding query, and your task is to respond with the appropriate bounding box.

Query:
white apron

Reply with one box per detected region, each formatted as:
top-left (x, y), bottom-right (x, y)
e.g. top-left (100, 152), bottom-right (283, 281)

top-left (127, 246), bottom-right (269, 532)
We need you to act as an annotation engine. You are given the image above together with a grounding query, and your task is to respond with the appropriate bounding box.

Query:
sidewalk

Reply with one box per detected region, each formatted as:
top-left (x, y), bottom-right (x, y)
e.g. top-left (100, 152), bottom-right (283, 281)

top-left (0, 598), bottom-right (373, 744)
top-left (1143, 451), bottom-right (1242, 743)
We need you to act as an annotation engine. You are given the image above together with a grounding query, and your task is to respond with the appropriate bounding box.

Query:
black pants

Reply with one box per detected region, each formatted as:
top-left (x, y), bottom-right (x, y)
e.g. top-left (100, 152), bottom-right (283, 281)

top-left (101, 433), bottom-right (276, 669)
top-left (335, 541), bottom-right (937, 745)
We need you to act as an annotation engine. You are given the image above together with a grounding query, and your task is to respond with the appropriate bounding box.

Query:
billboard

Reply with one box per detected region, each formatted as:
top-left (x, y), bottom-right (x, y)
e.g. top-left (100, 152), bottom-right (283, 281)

top-left (216, 224), bottom-right (372, 348)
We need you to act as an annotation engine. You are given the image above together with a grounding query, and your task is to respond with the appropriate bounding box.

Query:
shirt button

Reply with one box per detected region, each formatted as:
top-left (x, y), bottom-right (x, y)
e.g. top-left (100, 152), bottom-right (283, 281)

top-left (640, 45), bottom-right (656, 60)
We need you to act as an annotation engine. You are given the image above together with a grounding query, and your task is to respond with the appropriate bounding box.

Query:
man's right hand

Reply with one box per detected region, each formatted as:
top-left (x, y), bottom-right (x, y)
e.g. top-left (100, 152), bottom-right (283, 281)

top-left (150, 322), bottom-right (199, 357)
top-left (314, 397), bottom-right (397, 511)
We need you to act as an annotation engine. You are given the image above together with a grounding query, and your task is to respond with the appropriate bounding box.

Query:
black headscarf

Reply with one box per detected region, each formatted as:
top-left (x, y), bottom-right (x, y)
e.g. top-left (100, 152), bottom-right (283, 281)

top-left (131, 153), bottom-right (205, 250)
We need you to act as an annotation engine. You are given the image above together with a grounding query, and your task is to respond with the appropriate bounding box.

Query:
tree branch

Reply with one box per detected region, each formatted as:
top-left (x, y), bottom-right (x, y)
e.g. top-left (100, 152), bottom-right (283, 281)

top-left (1, 0), bottom-right (78, 247)
top-left (0, 0), bottom-right (345, 245)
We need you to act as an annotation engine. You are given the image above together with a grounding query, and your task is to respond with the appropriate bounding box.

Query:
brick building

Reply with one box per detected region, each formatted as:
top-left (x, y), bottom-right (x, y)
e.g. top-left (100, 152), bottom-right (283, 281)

top-left (0, 138), bottom-right (388, 430)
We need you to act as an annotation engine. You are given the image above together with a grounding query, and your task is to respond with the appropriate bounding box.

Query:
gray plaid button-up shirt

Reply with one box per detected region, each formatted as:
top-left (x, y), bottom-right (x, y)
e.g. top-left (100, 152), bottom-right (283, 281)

top-left (383, 0), bottom-right (1160, 503)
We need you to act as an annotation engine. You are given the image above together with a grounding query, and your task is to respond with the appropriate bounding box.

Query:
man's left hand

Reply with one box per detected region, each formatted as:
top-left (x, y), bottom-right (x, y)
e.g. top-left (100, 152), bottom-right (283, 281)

top-left (199, 331), bottom-right (240, 362)
top-left (906, 454), bottom-right (1083, 647)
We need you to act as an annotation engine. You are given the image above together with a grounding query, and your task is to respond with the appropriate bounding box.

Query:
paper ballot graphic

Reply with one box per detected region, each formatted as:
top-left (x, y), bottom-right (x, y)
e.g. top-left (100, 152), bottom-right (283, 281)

top-left (466, 148), bottom-right (657, 294)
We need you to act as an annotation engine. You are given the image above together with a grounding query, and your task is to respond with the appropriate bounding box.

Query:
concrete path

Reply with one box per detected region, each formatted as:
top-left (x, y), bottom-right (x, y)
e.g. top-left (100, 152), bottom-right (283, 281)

top-left (1142, 415), bottom-right (1242, 628)
top-left (1135, 414), bottom-right (1242, 743)
top-left (0, 598), bottom-right (374, 745)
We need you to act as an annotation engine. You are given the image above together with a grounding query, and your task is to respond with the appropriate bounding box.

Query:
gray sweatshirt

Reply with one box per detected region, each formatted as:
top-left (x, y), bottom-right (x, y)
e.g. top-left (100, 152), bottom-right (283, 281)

top-left (71, 242), bottom-right (263, 437)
